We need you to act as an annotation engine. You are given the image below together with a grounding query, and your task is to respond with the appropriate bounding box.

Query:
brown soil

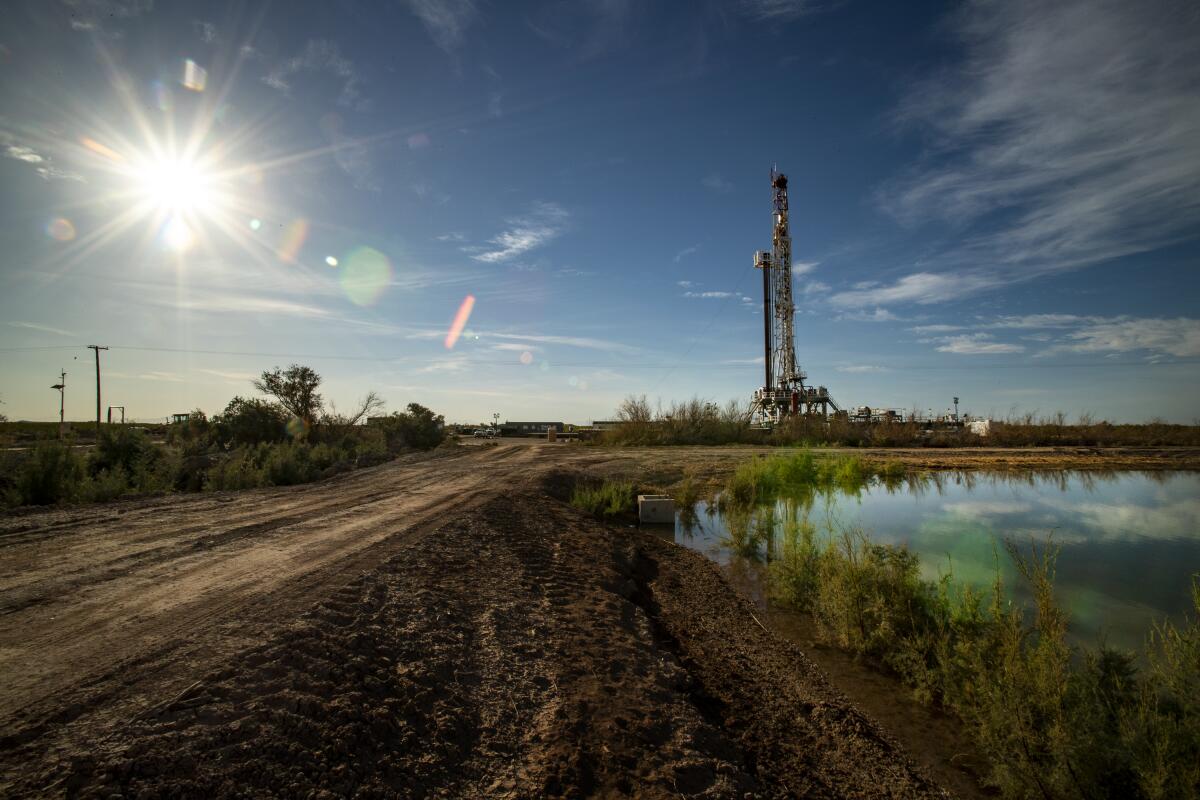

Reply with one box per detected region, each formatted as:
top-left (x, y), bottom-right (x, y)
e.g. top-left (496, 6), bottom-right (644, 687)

top-left (1, 442), bottom-right (1184, 797)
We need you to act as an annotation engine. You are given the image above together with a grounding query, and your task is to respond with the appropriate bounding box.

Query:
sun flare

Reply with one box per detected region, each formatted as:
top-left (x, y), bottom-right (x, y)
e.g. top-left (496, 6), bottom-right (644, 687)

top-left (134, 158), bottom-right (214, 214)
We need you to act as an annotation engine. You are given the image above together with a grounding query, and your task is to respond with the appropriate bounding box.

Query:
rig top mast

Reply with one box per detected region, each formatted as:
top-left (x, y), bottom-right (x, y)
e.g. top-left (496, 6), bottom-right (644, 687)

top-left (750, 167), bottom-right (837, 425)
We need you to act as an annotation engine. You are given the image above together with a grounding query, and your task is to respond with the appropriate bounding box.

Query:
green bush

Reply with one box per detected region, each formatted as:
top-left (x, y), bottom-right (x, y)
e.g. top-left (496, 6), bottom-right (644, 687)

top-left (376, 403), bottom-right (446, 452)
top-left (212, 397), bottom-right (288, 448)
top-left (570, 480), bottom-right (635, 518)
top-left (91, 426), bottom-right (153, 476)
top-left (11, 443), bottom-right (85, 505)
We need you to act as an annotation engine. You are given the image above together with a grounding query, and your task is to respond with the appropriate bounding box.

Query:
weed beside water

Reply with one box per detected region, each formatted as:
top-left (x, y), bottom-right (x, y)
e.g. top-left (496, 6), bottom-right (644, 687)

top-left (570, 479), bottom-right (635, 519)
top-left (720, 449), bottom-right (894, 508)
top-left (763, 517), bottom-right (1200, 800)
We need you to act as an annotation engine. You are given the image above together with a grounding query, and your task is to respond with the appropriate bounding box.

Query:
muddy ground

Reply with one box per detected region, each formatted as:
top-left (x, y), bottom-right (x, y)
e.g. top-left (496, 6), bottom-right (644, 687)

top-left (1, 443), bottom-right (1192, 797)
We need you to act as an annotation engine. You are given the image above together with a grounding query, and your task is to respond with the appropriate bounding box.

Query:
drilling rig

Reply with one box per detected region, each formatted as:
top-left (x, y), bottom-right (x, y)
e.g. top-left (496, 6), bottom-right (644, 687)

top-left (749, 168), bottom-right (837, 425)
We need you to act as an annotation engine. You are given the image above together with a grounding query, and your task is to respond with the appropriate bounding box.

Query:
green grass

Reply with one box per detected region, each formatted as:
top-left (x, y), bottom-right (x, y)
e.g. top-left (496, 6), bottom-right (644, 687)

top-left (570, 479), bottom-right (635, 519)
top-left (720, 450), bottom-right (888, 509)
top-left (763, 519), bottom-right (1200, 800)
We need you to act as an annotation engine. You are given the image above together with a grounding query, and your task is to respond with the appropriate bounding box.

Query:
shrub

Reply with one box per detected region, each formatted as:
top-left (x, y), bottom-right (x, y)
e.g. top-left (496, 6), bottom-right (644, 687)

top-left (90, 426), bottom-right (153, 476)
top-left (263, 441), bottom-right (316, 486)
top-left (376, 403), bottom-right (446, 452)
top-left (212, 397), bottom-right (288, 448)
top-left (12, 443), bottom-right (85, 506)
top-left (570, 479), bottom-right (635, 518)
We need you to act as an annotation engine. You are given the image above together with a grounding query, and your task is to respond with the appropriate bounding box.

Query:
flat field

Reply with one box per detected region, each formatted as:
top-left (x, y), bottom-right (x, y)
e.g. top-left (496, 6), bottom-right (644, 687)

top-left (1, 442), bottom-right (1193, 797)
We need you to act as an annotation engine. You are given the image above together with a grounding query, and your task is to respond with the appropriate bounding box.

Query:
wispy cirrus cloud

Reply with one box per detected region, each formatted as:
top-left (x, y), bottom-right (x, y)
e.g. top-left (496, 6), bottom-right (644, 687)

top-left (469, 202), bottom-right (568, 263)
top-left (873, 0), bottom-right (1200, 303)
top-left (402, 0), bottom-right (479, 52)
top-left (264, 40), bottom-right (368, 110)
top-left (674, 244), bottom-right (700, 263)
top-left (7, 321), bottom-right (74, 337)
top-left (836, 364), bottom-right (887, 373)
top-left (1047, 317), bottom-right (1200, 359)
top-left (739, 0), bottom-right (817, 22)
top-left (1, 129), bottom-right (84, 182)
top-left (830, 272), bottom-right (1001, 308)
top-left (684, 291), bottom-right (735, 299)
top-left (701, 173), bottom-right (733, 192)
top-left (933, 333), bottom-right (1024, 355)
top-left (488, 331), bottom-right (636, 354)
top-left (527, 0), bottom-right (636, 61)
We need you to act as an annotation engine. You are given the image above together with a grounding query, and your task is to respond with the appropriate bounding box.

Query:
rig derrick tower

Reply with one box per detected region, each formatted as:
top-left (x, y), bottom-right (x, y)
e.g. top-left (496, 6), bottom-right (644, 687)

top-left (749, 168), bottom-right (837, 425)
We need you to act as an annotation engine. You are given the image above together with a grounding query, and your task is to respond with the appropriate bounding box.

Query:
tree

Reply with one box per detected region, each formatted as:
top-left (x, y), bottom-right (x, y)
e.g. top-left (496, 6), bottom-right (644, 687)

top-left (212, 396), bottom-right (288, 448)
top-left (378, 403), bottom-right (446, 452)
top-left (253, 365), bottom-right (323, 428)
top-left (323, 391), bottom-right (385, 429)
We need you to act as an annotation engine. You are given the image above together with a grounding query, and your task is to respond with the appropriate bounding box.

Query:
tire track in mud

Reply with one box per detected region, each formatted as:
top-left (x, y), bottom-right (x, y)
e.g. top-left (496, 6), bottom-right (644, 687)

top-left (0, 445), bottom-right (554, 780)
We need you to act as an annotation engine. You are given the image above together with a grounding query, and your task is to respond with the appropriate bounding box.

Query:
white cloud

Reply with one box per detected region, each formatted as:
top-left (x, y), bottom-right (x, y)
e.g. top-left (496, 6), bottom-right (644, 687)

top-left (702, 173), bottom-right (733, 192)
top-left (471, 202), bottom-right (568, 263)
top-left (722, 356), bottom-right (766, 365)
top-left (402, 0), bottom-right (479, 52)
top-left (935, 334), bottom-right (1024, 355)
top-left (740, 0), bottom-right (815, 22)
top-left (488, 331), bottom-right (636, 354)
top-left (801, 280), bottom-right (830, 295)
top-left (137, 371), bottom-right (186, 383)
top-left (674, 244), bottom-right (700, 263)
top-left (197, 368), bottom-right (257, 382)
top-left (1052, 317), bottom-right (1200, 358)
top-left (488, 91), bottom-right (503, 118)
top-left (7, 321), bottom-right (74, 337)
top-left (838, 307), bottom-right (901, 323)
top-left (987, 314), bottom-right (1094, 329)
top-left (677, 280), bottom-right (695, 288)
top-left (878, 0), bottom-right (1200, 291)
top-left (830, 272), bottom-right (1002, 308)
top-left (836, 364), bottom-right (887, 373)
top-left (1, 133), bottom-right (84, 182)
top-left (792, 261), bottom-right (819, 275)
top-left (491, 343), bottom-right (541, 352)
top-left (908, 324), bottom-right (962, 334)
top-left (684, 291), bottom-right (735, 299)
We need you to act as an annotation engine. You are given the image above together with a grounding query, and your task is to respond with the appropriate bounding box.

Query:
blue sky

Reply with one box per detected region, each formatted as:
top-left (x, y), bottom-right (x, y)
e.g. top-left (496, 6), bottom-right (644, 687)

top-left (1, 0), bottom-right (1197, 424)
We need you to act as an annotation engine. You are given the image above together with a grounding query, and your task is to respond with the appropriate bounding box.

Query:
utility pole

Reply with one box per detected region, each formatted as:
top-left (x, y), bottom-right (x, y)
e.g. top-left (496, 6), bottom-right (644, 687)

top-left (51, 369), bottom-right (66, 439)
top-left (88, 345), bottom-right (108, 436)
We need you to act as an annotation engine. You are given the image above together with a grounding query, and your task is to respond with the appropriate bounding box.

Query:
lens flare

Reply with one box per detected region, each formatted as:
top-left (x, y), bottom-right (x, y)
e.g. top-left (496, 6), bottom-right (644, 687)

top-left (182, 59), bottom-right (208, 92)
top-left (325, 255), bottom-right (339, 267)
top-left (46, 217), bottom-right (76, 241)
top-left (339, 246), bottom-right (392, 306)
top-left (249, 218), bottom-right (262, 230)
top-left (79, 136), bottom-right (124, 162)
top-left (444, 295), bottom-right (476, 349)
top-left (276, 218), bottom-right (309, 263)
top-left (519, 350), bottom-right (533, 365)
top-left (285, 416), bottom-right (308, 439)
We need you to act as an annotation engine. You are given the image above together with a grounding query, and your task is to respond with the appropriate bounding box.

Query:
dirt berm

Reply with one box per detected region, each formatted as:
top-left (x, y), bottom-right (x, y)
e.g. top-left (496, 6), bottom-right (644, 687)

top-left (0, 447), bottom-right (949, 797)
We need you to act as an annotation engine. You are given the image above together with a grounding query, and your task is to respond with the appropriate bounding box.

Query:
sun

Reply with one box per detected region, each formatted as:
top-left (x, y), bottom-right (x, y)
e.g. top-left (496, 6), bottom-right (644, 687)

top-left (135, 157), bottom-right (214, 214)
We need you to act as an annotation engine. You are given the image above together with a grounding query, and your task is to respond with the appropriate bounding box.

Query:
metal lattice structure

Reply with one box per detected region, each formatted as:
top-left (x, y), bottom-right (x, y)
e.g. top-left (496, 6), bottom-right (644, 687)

top-left (750, 168), bottom-right (838, 425)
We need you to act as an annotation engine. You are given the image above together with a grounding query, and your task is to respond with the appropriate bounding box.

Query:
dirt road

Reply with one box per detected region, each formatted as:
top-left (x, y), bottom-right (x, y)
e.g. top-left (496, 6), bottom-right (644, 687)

top-left (1, 442), bottom-right (1187, 796)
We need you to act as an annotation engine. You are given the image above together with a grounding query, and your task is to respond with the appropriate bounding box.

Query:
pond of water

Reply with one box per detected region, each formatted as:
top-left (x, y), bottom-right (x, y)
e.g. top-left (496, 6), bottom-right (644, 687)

top-left (666, 471), bottom-right (1200, 653)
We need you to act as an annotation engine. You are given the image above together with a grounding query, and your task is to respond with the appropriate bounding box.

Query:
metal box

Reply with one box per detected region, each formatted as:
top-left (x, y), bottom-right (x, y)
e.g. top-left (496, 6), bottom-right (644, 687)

top-left (638, 495), bottom-right (675, 525)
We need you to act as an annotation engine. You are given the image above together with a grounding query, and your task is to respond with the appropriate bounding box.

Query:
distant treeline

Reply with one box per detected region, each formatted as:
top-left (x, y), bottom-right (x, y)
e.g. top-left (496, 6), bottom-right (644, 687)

top-left (597, 397), bottom-right (1200, 447)
top-left (0, 364), bottom-right (447, 509)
